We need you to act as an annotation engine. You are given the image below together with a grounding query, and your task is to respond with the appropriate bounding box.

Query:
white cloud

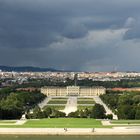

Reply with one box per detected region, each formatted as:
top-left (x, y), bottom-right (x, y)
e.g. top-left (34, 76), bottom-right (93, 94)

top-left (124, 17), bottom-right (136, 28)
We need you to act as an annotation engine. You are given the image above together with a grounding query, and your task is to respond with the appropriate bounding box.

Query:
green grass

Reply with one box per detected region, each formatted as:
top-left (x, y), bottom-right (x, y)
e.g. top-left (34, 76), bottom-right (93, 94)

top-left (52, 97), bottom-right (68, 99)
top-left (46, 105), bottom-right (65, 110)
top-left (47, 100), bottom-right (67, 104)
top-left (77, 106), bottom-right (93, 110)
top-left (77, 101), bottom-right (95, 104)
top-left (77, 98), bottom-right (95, 105)
top-left (51, 98), bottom-right (67, 101)
top-left (111, 120), bottom-right (140, 124)
top-left (0, 120), bottom-right (16, 123)
top-left (78, 98), bottom-right (93, 99)
top-left (0, 118), bottom-right (111, 128)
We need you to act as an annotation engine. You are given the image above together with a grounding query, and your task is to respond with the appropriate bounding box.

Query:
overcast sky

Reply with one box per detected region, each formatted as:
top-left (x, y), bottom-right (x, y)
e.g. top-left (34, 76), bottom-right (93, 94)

top-left (1, 0), bottom-right (140, 71)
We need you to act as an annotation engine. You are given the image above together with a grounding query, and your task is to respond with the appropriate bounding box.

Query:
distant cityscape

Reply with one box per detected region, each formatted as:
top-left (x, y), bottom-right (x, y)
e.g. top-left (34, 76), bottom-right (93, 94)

top-left (1, 67), bottom-right (140, 87)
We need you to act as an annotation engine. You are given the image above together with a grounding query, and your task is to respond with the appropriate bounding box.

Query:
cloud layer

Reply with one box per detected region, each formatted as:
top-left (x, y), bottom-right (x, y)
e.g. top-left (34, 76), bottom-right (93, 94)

top-left (0, 0), bottom-right (140, 71)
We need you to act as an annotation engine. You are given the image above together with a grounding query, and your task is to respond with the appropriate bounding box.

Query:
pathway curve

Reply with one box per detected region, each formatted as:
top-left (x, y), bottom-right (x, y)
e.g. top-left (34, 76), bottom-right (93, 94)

top-left (0, 120), bottom-right (27, 126)
top-left (93, 96), bottom-right (118, 120)
top-left (61, 97), bottom-right (77, 116)
top-left (102, 120), bottom-right (140, 126)
top-left (38, 97), bottom-right (52, 109)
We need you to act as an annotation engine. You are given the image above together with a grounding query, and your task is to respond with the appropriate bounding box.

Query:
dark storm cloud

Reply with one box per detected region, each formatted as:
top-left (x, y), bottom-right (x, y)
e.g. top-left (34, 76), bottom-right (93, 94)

top-left (1, 0), bottom-right (140, 71)
top-left (0, 0), bottom-right (130, 48)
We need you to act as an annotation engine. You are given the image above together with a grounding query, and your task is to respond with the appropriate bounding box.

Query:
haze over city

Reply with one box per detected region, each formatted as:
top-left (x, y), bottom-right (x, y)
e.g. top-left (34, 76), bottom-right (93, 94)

top-left (0, 0), bottom-right (140, 72)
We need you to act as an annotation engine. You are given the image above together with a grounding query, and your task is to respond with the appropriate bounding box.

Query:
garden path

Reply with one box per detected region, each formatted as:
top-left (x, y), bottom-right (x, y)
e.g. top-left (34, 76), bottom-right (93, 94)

top-left (62, 97), bottom-right (77, 115)
top-left (93, 96), bottom-right (118, 120)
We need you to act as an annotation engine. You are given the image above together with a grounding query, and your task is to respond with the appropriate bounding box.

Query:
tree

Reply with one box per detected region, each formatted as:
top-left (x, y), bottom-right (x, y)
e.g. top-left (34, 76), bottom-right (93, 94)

top-left (106, 114), bottom-right (113, 120)
top-left (52, 110), bottom-right (66, 118)
top-left (117, 105), bottom-right (135, 119)
top-left (0, 93), bottom-right (24, 119)
top-left (90, 104), bottom-right (106, 119)
top-left (32, 106), bottom-right (44, 119)
top-left (133, 95), bottom-right (140, 104)
top-left (68, 111), bottom-right (79, 118)
top-left (135, 107), bottom-right (140, 119)
top-left (118, 94), bottom-right (133, 105)
top-left (43, 106), bottom-right (52, 117)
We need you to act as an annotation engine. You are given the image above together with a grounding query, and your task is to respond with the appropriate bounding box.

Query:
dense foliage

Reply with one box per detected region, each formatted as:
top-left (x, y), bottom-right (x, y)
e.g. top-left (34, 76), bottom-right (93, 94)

top-left (27, 106), bottom-right (66, 119)
top-left (100, 91), bottom-right (140, 119)
top-left (78, 78), bottom-right (140, 88)
top-left (27, 103), bottom-right (108, 119)
top-left (90, 104), bottom-right (106, 119)
top-left (67, 103), bottom-right (107, 119)
top-left (0, 87), bottom-right (13, 100)
top-left (11, 78), bottom-right (140, 88)
top-left (0, 90), bottom-right (46, 119)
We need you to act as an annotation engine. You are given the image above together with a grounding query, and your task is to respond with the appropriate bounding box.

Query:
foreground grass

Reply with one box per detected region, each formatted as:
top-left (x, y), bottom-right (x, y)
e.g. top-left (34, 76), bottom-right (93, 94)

top-left (0, 118), bottom-right (111, 128)
top-left (0, 120), bottom-right (16, 123)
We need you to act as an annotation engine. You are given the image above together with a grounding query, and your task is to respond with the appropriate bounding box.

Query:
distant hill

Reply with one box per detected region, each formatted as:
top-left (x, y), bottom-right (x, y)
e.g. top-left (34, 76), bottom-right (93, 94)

top-left (0, 66), bottom-right (62, 72)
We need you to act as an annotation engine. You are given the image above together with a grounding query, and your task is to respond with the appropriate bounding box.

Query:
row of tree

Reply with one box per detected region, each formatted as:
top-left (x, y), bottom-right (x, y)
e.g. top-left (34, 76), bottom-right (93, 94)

top-left (11, 78), bottom-right (140, 89)
top-left (27, 103), bottom-right (112, 119)
top-left (0, 91), bottom-right (46, 119)
top-left (0, 87), bottom-right (13, 100)
top-left (100, 91), bottom-right (140, 119)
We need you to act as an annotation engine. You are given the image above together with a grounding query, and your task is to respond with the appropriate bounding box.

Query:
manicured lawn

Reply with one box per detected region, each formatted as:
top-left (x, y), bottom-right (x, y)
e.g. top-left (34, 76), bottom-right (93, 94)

top-left (46, 105), bottom-right (65, 110)
top-left (0, 118), bottom-right (110, 128)
top-left (51, 98), bottom-right (67, 101)
top-left (77, 98), bottom-right (95, 105)
top-left (23, 118), bottom-right (103, 128)
top-left (47, 100), bottom-right (67, 104)
top-left (77, 100), bottom-right (95, 104)
top-left (77, 98), bottom-right (93, 99)
top-left (52, 97), bottom-right (68, 99)
top-left (111, 120), bottom-right (140, 124)
top-left (77, 106), bottom-right (93, 110)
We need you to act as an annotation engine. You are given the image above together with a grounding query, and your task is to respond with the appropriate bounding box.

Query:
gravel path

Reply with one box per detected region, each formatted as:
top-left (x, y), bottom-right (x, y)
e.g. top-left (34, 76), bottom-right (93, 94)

top-left (93, 96), bottom-right (118, 120)
top-left (102, 120), bottom-right (140, 126)
top-left (61, 97), bottom-right (77, 115)
top-left (0, 127), bottom-right (140, 135)
top-left (38, 97), bottom-right (52, 109)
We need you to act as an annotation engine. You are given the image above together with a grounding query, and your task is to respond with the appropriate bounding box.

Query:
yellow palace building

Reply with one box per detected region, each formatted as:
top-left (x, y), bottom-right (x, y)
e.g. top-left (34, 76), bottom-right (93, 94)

top-left (41, 86), bottom-right (106, 96)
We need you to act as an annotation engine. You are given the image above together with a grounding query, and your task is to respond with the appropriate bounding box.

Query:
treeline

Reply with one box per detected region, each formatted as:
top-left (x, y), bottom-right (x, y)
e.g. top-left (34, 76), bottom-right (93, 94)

top-left (78, 78), bottom-right (140, 88)
top-left (0, 87), bottom-right (13, 100)
top-left (13, 78), bottom-right (140, 89)
top-left (27, 106), bottom-right (66, 119)
top-left (100, 91), bottom-right (140, 119)
top-left (27, 103), bottom-right (112, 119)
top-left (0, 91), bottom-right (46, 119)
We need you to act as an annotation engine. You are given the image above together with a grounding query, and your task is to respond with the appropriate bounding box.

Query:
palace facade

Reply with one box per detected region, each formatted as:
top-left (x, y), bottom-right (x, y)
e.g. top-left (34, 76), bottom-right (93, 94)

top-left (41, 86), bottom-right (106, 96)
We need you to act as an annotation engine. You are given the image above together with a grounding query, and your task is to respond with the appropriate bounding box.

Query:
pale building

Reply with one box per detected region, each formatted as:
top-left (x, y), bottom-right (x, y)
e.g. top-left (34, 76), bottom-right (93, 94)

top-left (41, 86), bottom-right (106, 96)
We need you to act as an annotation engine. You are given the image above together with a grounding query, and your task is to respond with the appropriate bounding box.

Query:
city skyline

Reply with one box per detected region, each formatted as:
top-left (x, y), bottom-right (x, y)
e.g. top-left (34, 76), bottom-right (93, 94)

top-left (0, 0), bottom-right (140, 72)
